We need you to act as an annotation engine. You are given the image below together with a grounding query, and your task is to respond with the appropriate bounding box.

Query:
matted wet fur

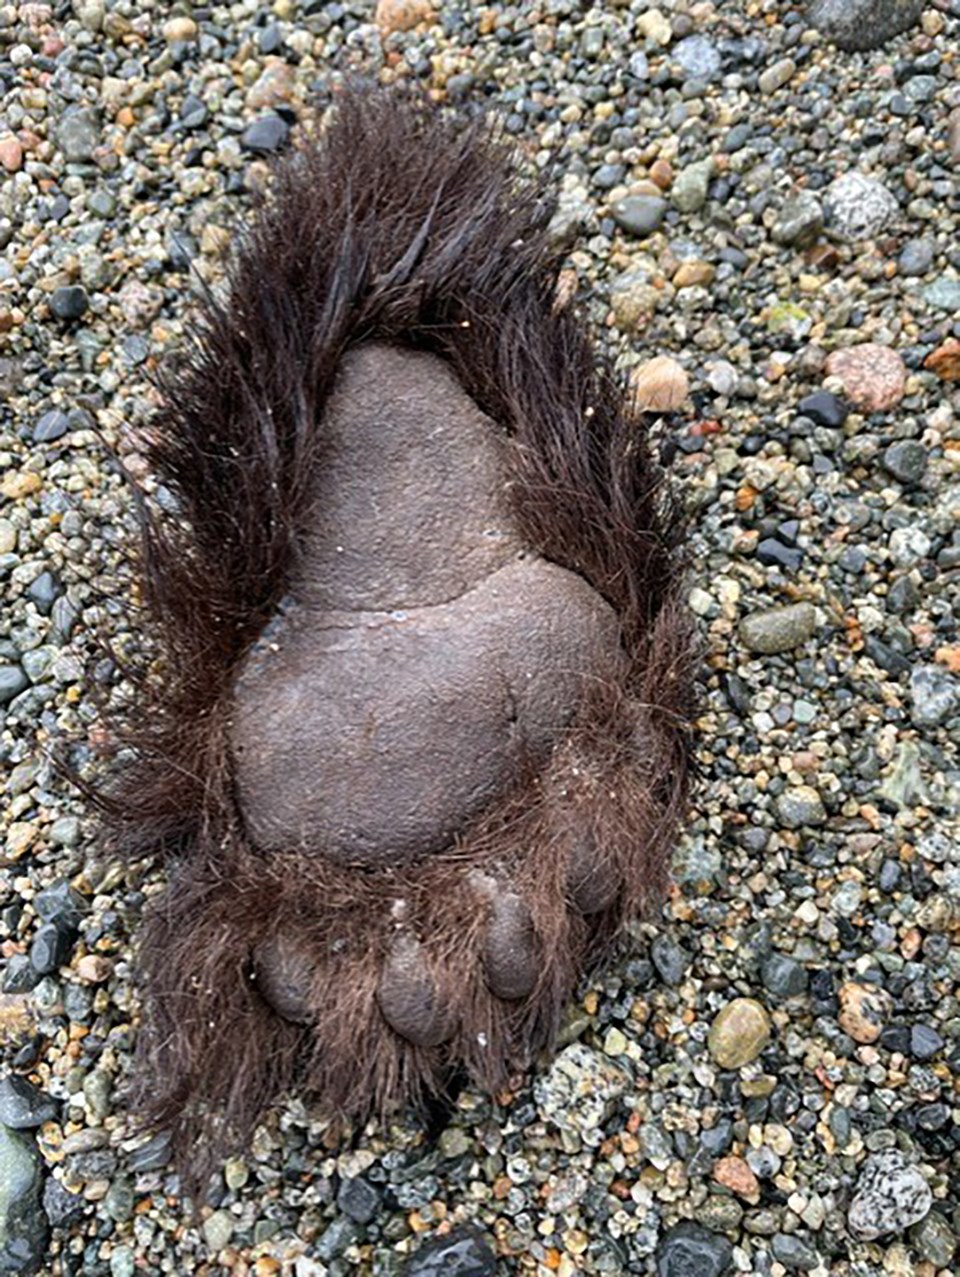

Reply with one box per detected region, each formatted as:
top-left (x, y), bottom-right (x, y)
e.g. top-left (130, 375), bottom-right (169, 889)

top-left (95, 86), bottom-right (696, 1199)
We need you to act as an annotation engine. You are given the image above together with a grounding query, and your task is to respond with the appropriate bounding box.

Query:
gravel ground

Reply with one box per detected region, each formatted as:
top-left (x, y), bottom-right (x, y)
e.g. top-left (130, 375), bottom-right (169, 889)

top-left (2, 0), bottom-right (960, 1274)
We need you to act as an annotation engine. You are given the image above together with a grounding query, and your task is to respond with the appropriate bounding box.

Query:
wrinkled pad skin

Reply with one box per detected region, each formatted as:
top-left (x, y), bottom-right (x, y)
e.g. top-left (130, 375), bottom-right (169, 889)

top-left (230, 344), bottom-right (625, 1034)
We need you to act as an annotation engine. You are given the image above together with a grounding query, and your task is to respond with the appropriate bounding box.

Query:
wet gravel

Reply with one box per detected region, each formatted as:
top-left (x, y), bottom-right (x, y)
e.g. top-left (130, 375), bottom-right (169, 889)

top-left (1, 1), bottom-right (960, 1274)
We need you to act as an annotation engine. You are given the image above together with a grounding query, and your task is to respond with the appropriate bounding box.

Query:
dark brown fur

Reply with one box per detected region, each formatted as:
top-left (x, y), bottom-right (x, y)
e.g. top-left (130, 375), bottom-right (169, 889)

top-left (96, 88), bottom-right (695, 1199)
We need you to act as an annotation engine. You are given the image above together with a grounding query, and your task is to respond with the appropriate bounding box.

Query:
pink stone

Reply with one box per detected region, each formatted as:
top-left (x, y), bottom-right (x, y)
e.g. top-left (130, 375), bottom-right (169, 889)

top-left (0, 136), bottom-right (23, 173)
top-left (824, 343), bottom-right (906, 412)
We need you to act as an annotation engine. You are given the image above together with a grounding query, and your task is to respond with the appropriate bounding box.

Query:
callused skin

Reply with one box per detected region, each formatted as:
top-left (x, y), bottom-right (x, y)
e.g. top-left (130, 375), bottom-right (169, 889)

top-left (228, 343), bottom-right (626, 1040)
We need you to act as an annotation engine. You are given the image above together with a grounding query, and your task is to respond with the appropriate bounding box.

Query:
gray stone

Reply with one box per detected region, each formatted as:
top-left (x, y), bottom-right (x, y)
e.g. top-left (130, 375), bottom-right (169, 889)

top-left (898, 238), bottom-right (935, 276)
top-left (0, 1127), bottom-right (48, 1276)
top-left (32, 411), bottom-right (69, 444)
top-left (771, 1234), bottom-right (820, 1270)
top-left (56, 107), bottom-right (101, 162)
top-left (883, 440), bottom-right (927, 485)
top-left (0, 668), bottom-right (29, 706)
top-left (651, 934), bottom-right (688, 986)
top-left (673, 36), bottom-right (721, 82)
top-left (672, 159), bottom-right (714, 214)
top-left (405, 1227), bottom-right (496, 1276)
top-left (739, 603), bottom-right (818, 654)
top-left (28, 925), bottom-right (73, 977)
top-left (240, 115), bottom-right (289, 153)
top-left (848, 1151), bottom-right (932, 1239)
top-left (337, 1175), bottom-right (380, 1224)
top-left (824, 172), bottom-right (898, 240)
top-left (761, 954), bottom-right (808, 998)
top-left (611, 195), bottom-right (668, 238)
top-left (776, 786), bottom-right (826, 829)
top-left (807, 0), bottom-right (925, 51)
top-left (0, 1078), bottom-right (58, 1130)
top-left (772, 192), bottom-right (823, 247)
top-left (909, 1213), bottom-right (956, 1268)
top-left (910, 665), bottom-right (958, 728)
top-left (534, 1043), bottom-right (628, 1132)
top-left (314, 1215), bottom-right (360, 1263)
top-left (656, 1221), bottom-right (732, 1277)
top-left (922, 275), bottom-right (960, 312)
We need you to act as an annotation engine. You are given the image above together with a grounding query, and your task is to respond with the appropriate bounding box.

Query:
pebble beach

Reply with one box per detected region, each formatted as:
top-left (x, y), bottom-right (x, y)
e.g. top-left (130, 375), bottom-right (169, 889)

top-left (1, 0), bottom-right (960, 1274)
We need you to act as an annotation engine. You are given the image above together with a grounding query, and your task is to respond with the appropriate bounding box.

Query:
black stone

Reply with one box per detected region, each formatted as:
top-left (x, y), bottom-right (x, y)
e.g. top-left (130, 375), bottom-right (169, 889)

top-left (241, 115), bottom-right (290, 154)
top-left (0, 1077), bottom-right (59, 1130)
top-left (656, 1221), bottom-right (733, 1277)
top-left (48, 287), bottom-right (88, 322)
top-left (336, 1175), bottom-right (380, 1224)
top-left (405, 1227), bottom-right (497, 1277)
top-left (32, 411), bottom-right (69, 444)
top-left (29, 924), bottom-right (73, 976)
top-left (797, 390), bottom-right (848, 428)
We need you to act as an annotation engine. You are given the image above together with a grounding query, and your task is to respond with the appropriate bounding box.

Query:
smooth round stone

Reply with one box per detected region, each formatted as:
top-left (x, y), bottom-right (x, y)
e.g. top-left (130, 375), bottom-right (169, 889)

top-left (0, 668), bottom-right (29, 706)
top-left (32, 411), bottom-right (69, 444)
top-left (739, 603), bottom-right (818, 655)
top-left (708, 998), bottom-right (771, 1068)
top-left (240, 115), bottom-right (290, 153)
top-left (672, 35), bottom-right (721, 82)
top-left (611, 195), bottom-right (668, 237)
top-left (758, 57), bottom-right (796, 95)
top-left (848, 1151), bottom-right (932, 1239)
top-left (823, 172), bottom-right (898, 240)
top-left (48, 287), bottom-right (88, 322)
top-left (883, 440), bottom-right (927, 485)
top-left (898, 238), bottom-right (935, 275)
top-left (656, 1221), bottom-right (732, 1277)
top-left (824, 344), bottom-right (906, 411)
top-left (776, 786), bottom-right (826, 829)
